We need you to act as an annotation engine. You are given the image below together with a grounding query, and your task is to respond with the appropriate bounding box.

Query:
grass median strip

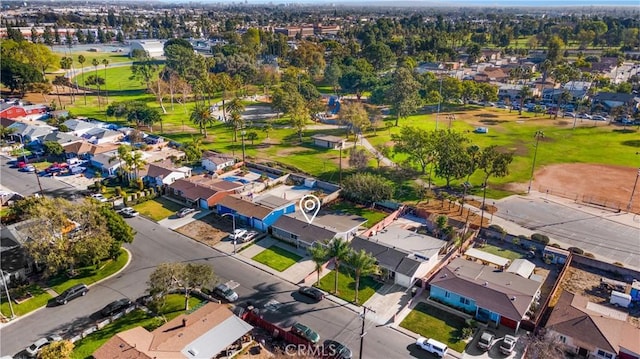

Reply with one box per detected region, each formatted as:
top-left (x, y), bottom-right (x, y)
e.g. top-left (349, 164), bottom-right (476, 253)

top-left (252, 245), bottom-right (302, 272)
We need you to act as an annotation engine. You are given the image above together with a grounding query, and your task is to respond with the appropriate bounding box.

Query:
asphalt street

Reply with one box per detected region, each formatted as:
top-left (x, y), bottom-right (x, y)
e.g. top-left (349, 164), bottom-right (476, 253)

top-left (0, 208), bottom-right (417, 358)
top-left (496, 196), bottom-right (640, 265)
top-left (0, 157), bottom-right (79, 198)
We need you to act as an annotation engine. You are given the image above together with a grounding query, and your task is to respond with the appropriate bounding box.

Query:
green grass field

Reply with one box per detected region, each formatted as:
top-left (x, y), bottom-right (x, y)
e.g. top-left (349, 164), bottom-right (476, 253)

top-left (326, 201), bottom-right (388, 229)
top-left (74, 65), bottom-right (146, 92)
top-left (48, 248), bottom-right (129, 294)
top-left (400, 302), bottom-right (468, 353)
top-left (0, 284), bottom-right (52, 318)
top-left (477, 244), bottom-right (524, 261)
top-left (316, 268), bottom-right (382, 305)
top-left (133, 197), bottom-right (184, 221)
top-left (252, 245), bottom-right (302, 271)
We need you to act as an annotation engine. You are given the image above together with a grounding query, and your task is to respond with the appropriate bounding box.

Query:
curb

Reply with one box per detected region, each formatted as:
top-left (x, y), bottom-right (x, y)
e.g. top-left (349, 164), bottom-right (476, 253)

top-left (0, 247), bottom-right (132, 329)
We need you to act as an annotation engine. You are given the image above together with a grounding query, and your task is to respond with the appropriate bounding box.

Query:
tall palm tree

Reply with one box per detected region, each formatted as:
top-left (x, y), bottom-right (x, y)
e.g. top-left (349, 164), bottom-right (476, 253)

top-left (190, 103), bottom-right (214, 137)
top-left (327, 238), bottom-right (351, 295)
top-left (229, 112), bottom-right (245, 142)
top-left (130, 151), bottom-right (146, 181)
top-left (59, 56), bottom-right (75, 103)
top-left (101, 58), bottom-right (109, 104)
top-left (308, 243), bottom-right (328, 286)
top-left (347, 249), bottom-right (378, 304)
top-left (109, 145), bottom-right (132, 184)
top-left (226, 97), bottom-right (246, 141)
top-left (78, 55), bottom-right (86, 105)
top-left (91, 58), bottom-right (101, 107)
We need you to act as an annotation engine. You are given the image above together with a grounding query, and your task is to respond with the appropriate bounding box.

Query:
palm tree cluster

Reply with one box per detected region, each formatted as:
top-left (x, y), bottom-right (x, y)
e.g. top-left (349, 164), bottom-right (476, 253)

top-left (109, 144), bottom-right (147, 187)
top-left (308, 238), bottom-right (378, 304)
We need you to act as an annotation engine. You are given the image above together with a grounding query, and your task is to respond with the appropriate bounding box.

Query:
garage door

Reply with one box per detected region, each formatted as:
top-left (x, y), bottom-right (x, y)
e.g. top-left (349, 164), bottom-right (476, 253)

top-left (500, 316), bottom-right (518, 329)
top-left (619, 352), bottom-right (639, 359)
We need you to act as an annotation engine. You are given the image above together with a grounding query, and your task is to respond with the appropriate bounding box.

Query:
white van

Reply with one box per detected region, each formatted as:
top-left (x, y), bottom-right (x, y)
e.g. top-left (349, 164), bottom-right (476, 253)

top-left (416, 337), bottom-right (448, 357)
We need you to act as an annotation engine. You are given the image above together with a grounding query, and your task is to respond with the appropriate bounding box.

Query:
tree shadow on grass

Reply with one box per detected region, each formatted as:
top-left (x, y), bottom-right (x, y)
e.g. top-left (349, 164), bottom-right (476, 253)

top-left (613, 129), bottom-right (638, 134)
top-left (621, 139), bottom-right (640, 147)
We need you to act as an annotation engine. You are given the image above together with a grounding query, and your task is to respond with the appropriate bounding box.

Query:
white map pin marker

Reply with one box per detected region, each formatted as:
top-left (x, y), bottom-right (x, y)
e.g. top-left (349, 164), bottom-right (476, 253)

top-left (299, 194), bottom-right (321, 224)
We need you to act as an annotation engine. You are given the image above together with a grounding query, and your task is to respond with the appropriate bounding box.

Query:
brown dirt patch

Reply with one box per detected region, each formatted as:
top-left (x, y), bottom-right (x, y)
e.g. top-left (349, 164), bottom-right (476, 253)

top-left (533, 163), bottom-right (640, 213)
top-left (175, 213), bottom-right (233, 246)
top-left (414, 198), bottom-right (493, 228)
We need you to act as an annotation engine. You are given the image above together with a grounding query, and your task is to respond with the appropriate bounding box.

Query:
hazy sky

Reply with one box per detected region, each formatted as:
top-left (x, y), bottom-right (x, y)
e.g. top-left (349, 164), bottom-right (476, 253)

top-left (226, 0), bottom-right (640, 5)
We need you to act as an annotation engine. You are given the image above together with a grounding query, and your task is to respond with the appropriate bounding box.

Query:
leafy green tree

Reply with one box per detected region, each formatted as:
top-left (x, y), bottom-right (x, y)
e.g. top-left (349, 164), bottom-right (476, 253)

top-left (308, 243), bottom-right (328, 285)
top-left (37, 340), bottom-right (73, 359)
top-left (546, 35), bottom-right (565, 65)
top-left (130, 52), bottom-right (159, 91)
top-left (435, 215), bottom-right (448, 239)
top-left (392, 127), bottom-right (436, 174)
top-left (348, 148), bottom-right (369, 170)
top-left (342, 173), bottom-right (394, 205)
top-left (326, 239), bottom-right (351, 295)
top-left (0, 58), bottom-right (44, 95)
top-left (347, 249), bottom-right (378, 304)
top-left (43, 141), bottom-right (64, 158)
top-left (388, 68), bottom-right (421, 126)
top-left (324, 62), bottom-right (342, 95)
top-left (339, 101), bottom-right (370, 140)
top-left (148, 262), bottom-right (215, 311)
top-left (0, 125), bottom-right (16, 139)
top-left (99, 206), bottom-right (135, 245)
top-left (362, 42), bottom-right (395, 71)
top-left (246, 131), bottom-right (258, 145)
top-left (477, 145), bottom-right (514, 225)
top-left (434, 130), bottom-right (471, 187)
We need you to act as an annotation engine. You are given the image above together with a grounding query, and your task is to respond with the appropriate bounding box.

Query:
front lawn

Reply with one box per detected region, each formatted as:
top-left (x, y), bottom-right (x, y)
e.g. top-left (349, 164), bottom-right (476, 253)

top-left (477, 244), bottom-right (523, 261)
top-left (48, 248), bottom-right (129, 294)
top-left (315, 268), bottom-right (382, 305)
top-left (71, 294), bottom-right (203, 359)
top-left (327, 202), bottom-right (388, 229)
top-left (400, 302), bottom-right (468, 353)
top-left (0, 284), bottom-right (52, 318)
top-left (133, 197), bottom-right (184, 221)
top-left (252, 245), bottom-right (302, 272)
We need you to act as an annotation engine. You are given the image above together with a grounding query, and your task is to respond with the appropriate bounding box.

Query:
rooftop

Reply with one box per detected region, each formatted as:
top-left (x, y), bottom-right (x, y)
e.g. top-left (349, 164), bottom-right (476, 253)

top-left (367, 224), bottom-right (446, 260)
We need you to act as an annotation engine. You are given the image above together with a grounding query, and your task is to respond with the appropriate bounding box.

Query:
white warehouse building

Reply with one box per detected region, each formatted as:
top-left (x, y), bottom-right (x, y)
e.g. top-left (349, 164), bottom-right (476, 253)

top-left (129, 40), bottom-right (164, 58)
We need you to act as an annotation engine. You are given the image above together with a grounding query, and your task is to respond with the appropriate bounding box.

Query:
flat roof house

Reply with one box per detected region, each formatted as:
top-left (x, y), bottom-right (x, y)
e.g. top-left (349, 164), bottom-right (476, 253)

top-left (430, 257), bottom-right (542, 331)
top-left (93, 302), bottom-right (253, 359)
top-left (546, 290), bottom-right (640, 359)
top-left (311, 134), bottom-right (346, 150)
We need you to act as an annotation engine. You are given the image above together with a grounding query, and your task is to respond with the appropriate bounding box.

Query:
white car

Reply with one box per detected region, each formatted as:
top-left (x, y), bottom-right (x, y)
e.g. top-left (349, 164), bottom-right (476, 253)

top-left (591, 115), bottom-right (608, 121)
top-left (26, 335), bottom-right (63, 357)
top-left (90, 193), bottom-right (108, 203)
top-left (229, 229), bottom-right (247, 241)
top-left (239, 230), bottom-right (258, 243)
top-left (500, 335), bottom-right (517, 355)
top-left (416, 337), bottom-right (448, 358)
top-left (118, 207), bottom-right (139, 218)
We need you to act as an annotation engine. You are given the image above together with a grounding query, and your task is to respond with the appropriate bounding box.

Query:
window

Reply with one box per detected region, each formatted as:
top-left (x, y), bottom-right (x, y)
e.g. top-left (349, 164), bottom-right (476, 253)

top-left (459, 297), bottom-right (470, 305)
top-left (596, 350), bottom-right (613, 359)
top-left (444, 291), bottom-right (451, 298)
top-left (291, 234), bottom-right (298, 240)
top-left (559, 335), bottom-right (566, 344)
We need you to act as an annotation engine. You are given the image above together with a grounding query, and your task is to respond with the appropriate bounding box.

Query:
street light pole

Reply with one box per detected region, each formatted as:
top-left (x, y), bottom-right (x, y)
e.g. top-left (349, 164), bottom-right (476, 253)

top-left (18, 134), bottom-right (44, 195)
top-left (527, 130), bottom-right (544, 194)
top-left (359, 306), bottom-right (375, 359)
top-left (627, 152), bottom-right (640, 212)
top-left (222, 213), bottom-right (237, 254)
top-left (339, 143), bottom-right (343, 185)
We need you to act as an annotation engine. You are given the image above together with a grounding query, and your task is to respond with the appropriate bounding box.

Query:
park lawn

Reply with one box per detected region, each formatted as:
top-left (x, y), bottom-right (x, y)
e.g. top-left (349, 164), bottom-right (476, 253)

top-left (252, 246), bottom-right (302, 272)
top-left (477, 244), bottom-right (523, 261)
top-left (316, 269), bottom-right (382, 305)
top-left (71, 294), bottom-right (203, 359)
top-left (327, 201), bottom-right (387, 229)
top-left (0, 284), bottom-right (52, 318)
top-left (400, 302), bottom-right (468, 353)
top-left (133, 197), bottom-right (184, 221)
top-left (74, 65), bottom-right (147, 92)
top-left (49, 248), bottom-right (129, 294)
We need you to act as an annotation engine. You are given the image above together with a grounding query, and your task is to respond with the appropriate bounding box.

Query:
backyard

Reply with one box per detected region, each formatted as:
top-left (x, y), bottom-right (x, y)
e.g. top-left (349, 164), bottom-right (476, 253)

top-left (252, 245), bottom-right (302, 272)
top-left (400, 302), bottom-right (468, 353)
top-left (476, 244), bottom-right (523, 261)
top-left (326, 201), bottom-right (388, 229)
top-left (316, 268), bottom-right (382, 305)
top-left (133, 197), bottom-right (184, 221)
top-left (71, 294), bottom-right (203, 359)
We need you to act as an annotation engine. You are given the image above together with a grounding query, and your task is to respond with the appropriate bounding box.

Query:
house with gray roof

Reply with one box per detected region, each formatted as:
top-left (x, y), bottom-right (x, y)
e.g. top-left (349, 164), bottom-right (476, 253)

top-left (81, 127), bottom-right (122, 144)
top-left (36, 131), bottom-right (83, 146)
top-left (143, 160), bottom-right (192, 187)
top-left (429, 257), bottom-right (542, 332)
top-left (349, 236), bottom-right (431, 288)
top-left (7, 122), bottom-right (55, 142)
top-left (271, 214), bottom-right (338, 249)
top-left (545, 290), bottom-right (640, 359)
top-left (62, 119), bottom-right (98, 137)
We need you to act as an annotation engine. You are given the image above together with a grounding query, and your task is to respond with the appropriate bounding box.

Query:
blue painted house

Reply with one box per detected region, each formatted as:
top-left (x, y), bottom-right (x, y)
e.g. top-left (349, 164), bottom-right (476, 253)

top-left (216, 194), bottom-right (295, 231)
top-left (429, 257), bottom-right (542, 332)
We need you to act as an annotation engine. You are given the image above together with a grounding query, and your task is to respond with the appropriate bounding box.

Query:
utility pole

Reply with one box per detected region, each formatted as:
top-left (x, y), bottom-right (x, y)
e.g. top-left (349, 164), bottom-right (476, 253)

top-left (359, 306), bottom-right (376, 359)
top-left (528, 130), bottom-right (544, 194)
top-left (339, 143), bottom-right (343, 185)
top-left (627, 152), bottom-right (640, 212)
top-left (435, 75), bottom-right (443, 130)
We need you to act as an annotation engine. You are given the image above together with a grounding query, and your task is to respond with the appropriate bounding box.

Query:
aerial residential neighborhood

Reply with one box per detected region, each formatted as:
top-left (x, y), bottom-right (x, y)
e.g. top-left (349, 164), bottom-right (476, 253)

top-left (0, 1), bottom-right (639, 359)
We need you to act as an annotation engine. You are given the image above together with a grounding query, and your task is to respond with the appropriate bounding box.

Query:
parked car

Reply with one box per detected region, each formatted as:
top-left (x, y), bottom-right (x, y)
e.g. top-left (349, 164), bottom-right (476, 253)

top-left (90, 193), bottom-right (108, 203)
top-left (229, 229), bottom-right (247, 241)
top-left (20, 165), bottom-right (36, 172)
top-left (70, 166), bottom-right (87, 174)
top-left (591, 115), bottom-right (608, 121)
top-left (298, 286), bottom-right (325, 301)
top-left (291, 322), bottom-right (320, 344)
top-left (477, 330), bottom-right (495, 351)
top-left (499, 335), bottom-right (517, 355)
top-left (118, 207), bottom-right (139, 218)
top-left (416, 337), bottom-right (448, 358)
top-left (239, 230), bottom-right (258, 243)
top-left (323, 339), bottom-right (353, 359)
top-left (577, 113), bottom-right (592, 120)
top-left (55, 283), bottom-right (89, 305)
top-left (211, 283), bottom-right (238, 302)
top-left (176, 207), bottom-right (195, 218)
top-left (100, 298), bottom-right (133, 317)
top-left (563, 112), bottom-right (577, 118)
top-left (26, 335), bottom-right (63, 357)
